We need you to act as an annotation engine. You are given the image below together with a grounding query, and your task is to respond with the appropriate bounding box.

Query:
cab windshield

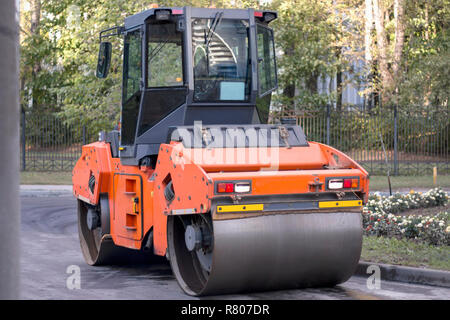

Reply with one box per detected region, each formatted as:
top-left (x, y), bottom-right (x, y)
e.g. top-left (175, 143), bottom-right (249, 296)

top-left (192, 17), bottom-right (251, 102)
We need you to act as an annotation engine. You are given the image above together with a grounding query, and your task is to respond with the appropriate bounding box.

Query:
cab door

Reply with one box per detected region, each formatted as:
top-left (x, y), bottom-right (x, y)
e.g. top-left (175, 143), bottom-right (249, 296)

top-left (113, 173), bottom-right (143, 241)
top-left (120, 27), bottom-right (143, 154)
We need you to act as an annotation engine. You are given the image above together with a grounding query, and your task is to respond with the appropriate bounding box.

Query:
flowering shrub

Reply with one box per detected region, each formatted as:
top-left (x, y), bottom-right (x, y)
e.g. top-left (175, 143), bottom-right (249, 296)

top-left (362, 188), bottom-right (449, 246)
top-left (366, 188), bottom-right (448, 214)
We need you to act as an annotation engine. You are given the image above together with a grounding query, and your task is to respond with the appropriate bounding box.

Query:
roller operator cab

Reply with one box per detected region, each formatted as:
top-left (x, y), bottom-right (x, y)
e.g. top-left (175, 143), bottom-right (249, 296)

top-left (95, 6), bottom-right (278, 165)
top-left (73, 6), bottom-right (369, 296)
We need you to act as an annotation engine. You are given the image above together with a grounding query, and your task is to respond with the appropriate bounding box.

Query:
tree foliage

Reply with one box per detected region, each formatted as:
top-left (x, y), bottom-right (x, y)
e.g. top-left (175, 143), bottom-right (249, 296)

top-left (270, 0), bottom-right (345, 110)
top-left (19, 0), bottom-right (449, 131)
top-left (397, 0), bottom-right (449, 108)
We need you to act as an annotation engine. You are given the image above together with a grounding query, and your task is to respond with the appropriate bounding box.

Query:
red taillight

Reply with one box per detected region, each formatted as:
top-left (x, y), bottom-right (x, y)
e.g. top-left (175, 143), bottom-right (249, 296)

top-left (343, 178), bottom-right (358, 188)
top-left (328, 177), bottom-right (359, 189)
top-left (217, 183), bottom-right (234, 193)
top-left (254, 11), bottom-right (263, 17)
top-left (217, 181), bottom-right (251, 193)
top-left (172, 9), bottom-right (183, 15)
top-left (343, 179), bottom-right (352, 188)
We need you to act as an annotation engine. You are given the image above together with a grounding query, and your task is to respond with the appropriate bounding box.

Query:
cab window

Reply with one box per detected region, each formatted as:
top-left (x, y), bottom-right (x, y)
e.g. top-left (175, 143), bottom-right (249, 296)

top-left (192, 18), bottom-right (251, 102)
top-left (123, 30), bottom-right (142, 101)
top-left (147, 23), bottom-right (183, 87)
top-left (121, 29), bottom-right (142, 146)
top-left (256, 24), bottom-right (277, 96)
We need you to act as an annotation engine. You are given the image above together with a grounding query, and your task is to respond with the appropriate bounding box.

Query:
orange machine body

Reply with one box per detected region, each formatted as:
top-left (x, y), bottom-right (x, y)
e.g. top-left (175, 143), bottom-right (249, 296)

top-left (72, 140), bottom-right (369, 257)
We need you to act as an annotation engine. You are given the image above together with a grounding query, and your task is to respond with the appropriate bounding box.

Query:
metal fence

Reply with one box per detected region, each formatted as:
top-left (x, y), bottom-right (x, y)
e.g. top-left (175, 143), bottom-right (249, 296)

top-left (20, 112), bottom-right (96, 171)
top-left (275, 106), bottom-right (449, 175)
top-left (21, 107), bottom-right (449, 175)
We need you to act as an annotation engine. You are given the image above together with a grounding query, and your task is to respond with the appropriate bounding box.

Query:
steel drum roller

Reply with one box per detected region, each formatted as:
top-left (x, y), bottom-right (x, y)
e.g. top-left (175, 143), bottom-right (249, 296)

top-left (78, 199), bottom-right (163, 265)
top-left (168, 211), bottom-right (363, 296)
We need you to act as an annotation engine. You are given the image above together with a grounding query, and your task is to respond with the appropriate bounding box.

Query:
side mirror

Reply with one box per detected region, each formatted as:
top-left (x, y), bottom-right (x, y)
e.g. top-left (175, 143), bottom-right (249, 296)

top-left (96, 42), bottom-right (112, 78)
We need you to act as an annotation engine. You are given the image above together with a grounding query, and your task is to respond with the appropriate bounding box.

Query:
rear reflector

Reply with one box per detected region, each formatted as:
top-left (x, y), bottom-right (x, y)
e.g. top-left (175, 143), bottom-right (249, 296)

top-left (319, 200), bottom-right (362, 208)
top-left (217, 203), bottom-right (263, 213)
top-left (254, 11), bottom-right (263, 17)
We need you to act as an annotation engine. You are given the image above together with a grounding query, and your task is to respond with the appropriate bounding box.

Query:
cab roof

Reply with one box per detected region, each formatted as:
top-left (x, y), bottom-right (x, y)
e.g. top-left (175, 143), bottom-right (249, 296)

top-left (124, 6), bottom-right (277, 30)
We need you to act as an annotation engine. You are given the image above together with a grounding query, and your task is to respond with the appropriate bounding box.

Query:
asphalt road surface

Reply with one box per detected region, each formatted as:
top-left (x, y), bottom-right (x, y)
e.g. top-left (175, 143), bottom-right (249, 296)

top-left (20, 194), bottom-right (450, 300)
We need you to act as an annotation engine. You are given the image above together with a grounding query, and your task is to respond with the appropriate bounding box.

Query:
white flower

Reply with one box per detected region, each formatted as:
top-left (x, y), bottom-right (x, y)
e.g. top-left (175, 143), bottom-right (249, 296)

top-left (418, 223), bottom-right (423, 228)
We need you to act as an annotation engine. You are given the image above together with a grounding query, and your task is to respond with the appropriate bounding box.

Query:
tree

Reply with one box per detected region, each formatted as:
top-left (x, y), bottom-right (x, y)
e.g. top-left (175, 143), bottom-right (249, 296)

top-left (19, 0), bottom-right (449, 128)
top-left (369, 0), bottom-right (405, 104)
top-left (397, 0), bottom-right (449, 108)
top-left (361, 0), bottom-right (448, 108)
top-left (270, 0), bottom-right (349, 112)
top-left (20, 0), bottom-right (231, 131)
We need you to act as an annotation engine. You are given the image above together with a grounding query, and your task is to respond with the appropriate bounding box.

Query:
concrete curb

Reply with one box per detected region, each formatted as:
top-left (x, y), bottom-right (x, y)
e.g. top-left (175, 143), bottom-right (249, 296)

top-left (356, 261), bottom-right (450, 288)
top-left (20, 185), bottom-right (72, 197)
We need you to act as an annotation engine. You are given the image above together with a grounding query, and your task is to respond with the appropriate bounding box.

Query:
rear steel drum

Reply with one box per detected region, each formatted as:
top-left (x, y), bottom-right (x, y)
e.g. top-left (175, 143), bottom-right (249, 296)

top-left (168, 211), bottom-right (363, 296)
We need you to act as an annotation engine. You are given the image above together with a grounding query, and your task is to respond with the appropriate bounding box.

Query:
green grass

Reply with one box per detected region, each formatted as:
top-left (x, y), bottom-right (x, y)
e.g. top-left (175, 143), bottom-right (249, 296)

top-left (21, 171), bottom-right (72, 185)
top-left (361, 236), bottom-right (450, 271)
top-left (369, 175), bottom-right (450, 191)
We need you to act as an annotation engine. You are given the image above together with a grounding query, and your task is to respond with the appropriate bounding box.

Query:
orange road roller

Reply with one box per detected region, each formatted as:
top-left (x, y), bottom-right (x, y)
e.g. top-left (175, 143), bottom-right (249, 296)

top-left (73, 6), bottom-right (369, 296)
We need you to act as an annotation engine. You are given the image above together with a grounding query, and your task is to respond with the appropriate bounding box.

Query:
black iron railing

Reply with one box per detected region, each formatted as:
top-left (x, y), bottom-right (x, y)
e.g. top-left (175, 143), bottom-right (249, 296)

top-left (20, 107), bottom-right (449, 175)
top-left (271, 106), bottom-right (449, 176)
top-left (20, 112), bottom-right (97, 171)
